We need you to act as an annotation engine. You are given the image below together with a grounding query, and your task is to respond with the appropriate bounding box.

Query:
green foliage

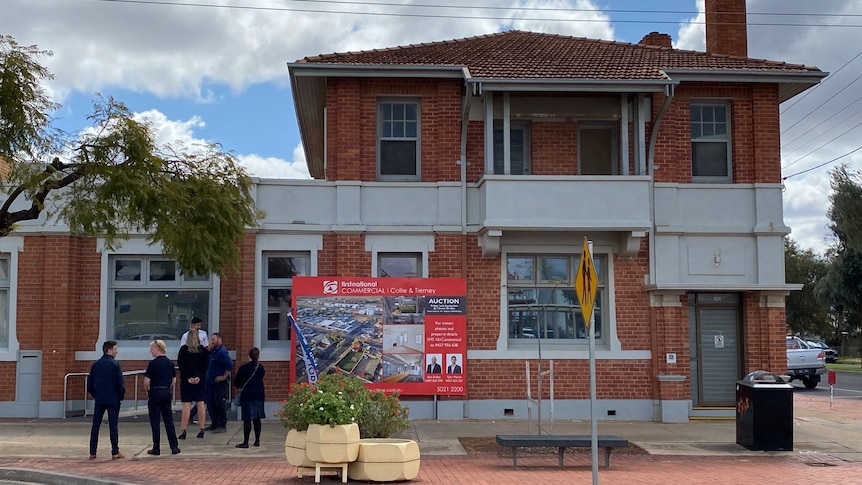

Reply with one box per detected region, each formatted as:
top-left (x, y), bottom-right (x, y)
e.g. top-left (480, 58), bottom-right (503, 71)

top-left (820, 166), bottom-right (862, 340)
top-left (357, 391), bottom-right (410, 439)
top-left (276, 372), bottom-right (409, 437)
top-left (784, 237), bottom-right (831, 337)
top-left (300, 386), bottom-right (361, 428)
top-left (829, 165), bottom-right (862, 251)
top-left (0, 35), bottom-right (263, 277)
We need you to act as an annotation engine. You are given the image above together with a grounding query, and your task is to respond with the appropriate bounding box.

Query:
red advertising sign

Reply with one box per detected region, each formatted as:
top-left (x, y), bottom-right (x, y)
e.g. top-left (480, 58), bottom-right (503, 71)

top-left (291, 277), bottom-right (467, 395)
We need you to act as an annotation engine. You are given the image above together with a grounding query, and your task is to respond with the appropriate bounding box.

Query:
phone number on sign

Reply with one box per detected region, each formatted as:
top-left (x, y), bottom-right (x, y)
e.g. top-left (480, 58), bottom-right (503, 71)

top-left (436, 386), bottom-right (465, 393)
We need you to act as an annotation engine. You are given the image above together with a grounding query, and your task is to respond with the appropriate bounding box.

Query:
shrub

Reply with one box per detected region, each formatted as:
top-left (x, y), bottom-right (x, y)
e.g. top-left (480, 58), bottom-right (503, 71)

top-left (276, 373), bottom-right (409, 437)
top-left (358, 391), bottom-right (410, 439)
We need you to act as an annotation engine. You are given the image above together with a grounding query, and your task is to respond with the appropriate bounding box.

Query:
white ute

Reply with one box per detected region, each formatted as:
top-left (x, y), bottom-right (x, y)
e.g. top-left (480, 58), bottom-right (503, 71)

top-left (786, 336), bottom-right (827, 389)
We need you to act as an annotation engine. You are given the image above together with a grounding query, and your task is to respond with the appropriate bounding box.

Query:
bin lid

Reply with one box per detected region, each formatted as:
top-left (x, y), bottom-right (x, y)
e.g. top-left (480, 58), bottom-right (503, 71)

top-left (736, 370), bottom-right (793, 388)
top-left (743, 370), bottom-right (787, 383)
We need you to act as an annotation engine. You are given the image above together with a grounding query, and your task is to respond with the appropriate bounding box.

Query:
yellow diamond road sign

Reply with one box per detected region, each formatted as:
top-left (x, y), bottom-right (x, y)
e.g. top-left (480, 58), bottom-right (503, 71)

top-left (575, 238), bottom-right (598, 330)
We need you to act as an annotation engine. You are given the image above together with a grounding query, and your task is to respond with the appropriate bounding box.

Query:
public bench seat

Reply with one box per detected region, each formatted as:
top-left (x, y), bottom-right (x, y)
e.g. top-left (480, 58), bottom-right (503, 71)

top-left (495, 434), bottom-right (629, 467)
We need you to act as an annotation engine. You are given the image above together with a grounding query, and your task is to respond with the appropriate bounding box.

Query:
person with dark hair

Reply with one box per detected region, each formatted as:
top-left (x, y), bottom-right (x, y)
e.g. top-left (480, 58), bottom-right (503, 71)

top-left (144, 340), bottom-right (180, 456)
top-left (233, 347), bottom-right (266, 448)
top-left (180, 316), bottom-right (208, 346)
top-left (177, 328), bottom-right (209, 440)
top-left (205, 332), bottom-right (233, 433)
top-left (88, 341), bottom-right (125, 460)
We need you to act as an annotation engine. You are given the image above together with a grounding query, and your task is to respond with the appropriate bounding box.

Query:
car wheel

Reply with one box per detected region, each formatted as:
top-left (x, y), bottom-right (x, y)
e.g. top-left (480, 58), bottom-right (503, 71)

top-left (802, 377), bottom-right (818, 389)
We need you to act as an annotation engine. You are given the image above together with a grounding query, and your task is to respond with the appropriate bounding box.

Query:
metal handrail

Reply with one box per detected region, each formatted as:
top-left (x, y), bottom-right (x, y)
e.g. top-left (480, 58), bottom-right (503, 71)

top-left (63, 367), bottom-right (181, 418)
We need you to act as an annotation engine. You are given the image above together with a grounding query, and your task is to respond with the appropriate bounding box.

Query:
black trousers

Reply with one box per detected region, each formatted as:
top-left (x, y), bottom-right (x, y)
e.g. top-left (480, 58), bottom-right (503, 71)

top-left (206, 380), bottom-right (228, 428)
top-left (89, 402), bottom-right (120, 456)
top-left (147, 387), bottom-right (179, 451)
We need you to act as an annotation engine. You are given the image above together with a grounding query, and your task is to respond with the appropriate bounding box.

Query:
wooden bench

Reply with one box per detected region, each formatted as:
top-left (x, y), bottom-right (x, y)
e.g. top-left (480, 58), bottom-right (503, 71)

top-left (495, 434), bottom-right (629, 468)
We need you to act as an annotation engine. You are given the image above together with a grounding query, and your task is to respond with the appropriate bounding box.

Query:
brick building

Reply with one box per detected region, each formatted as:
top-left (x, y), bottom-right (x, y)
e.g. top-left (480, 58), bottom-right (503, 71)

top-left (0, 0), bottom-right (825, 421)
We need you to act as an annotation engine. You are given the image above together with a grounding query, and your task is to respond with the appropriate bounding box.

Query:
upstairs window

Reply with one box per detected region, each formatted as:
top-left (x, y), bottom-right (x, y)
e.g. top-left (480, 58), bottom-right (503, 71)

top-left (493, 121), bottom-right (531, 175)
top-left (378, 99), bottom-right (420, 181)
top-left (691, 102), bottom-right (731, 182)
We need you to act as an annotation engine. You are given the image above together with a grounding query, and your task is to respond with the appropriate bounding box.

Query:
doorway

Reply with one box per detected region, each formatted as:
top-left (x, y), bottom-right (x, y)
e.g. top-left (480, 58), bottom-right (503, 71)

top-left (688, 293), bottom-right (742, 406)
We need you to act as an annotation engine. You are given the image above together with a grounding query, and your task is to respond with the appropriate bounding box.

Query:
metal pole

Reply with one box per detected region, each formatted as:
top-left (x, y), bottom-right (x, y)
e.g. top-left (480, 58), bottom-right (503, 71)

top-left (588, 240), bottom-right (599, 484)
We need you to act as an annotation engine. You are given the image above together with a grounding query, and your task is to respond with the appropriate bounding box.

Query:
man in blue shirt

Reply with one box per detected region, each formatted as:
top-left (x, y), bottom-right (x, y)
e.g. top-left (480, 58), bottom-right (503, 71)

top-left (205, 332), bottom-right (233, 433)
top-left (88, 341), bottom-right (125, 460)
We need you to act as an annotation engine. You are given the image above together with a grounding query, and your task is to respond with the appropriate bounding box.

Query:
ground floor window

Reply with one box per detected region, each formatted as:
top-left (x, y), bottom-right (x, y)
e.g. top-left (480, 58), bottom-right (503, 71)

top-left (108, 255), bottom-right (212, 342)
top-left (0, 256), bottom-right (8, 345)
top-left (262, 253), bottom-right (309, 346)
top-left (506, 253), bottom-right (606, 342)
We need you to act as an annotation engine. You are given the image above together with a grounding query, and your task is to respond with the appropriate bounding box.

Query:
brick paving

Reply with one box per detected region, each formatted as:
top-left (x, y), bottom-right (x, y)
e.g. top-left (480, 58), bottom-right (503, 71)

top-left (0, 392), bottom-right (860, 484)
top-left (0, 453), bottom-right (860, 485)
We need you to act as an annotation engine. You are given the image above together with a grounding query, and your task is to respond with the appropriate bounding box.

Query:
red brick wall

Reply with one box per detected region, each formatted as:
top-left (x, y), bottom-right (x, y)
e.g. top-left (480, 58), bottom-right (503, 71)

top-left (221, 234), bottom-right (256, 359)
top-left (650, 83), bottom-right (782, 184)
top-left (325, 78), bottom-right (464, 183)
top-left (17, 236), bottom-right (101, 401)
top-left (705, 0), bottom-right (748, 57)
top-left (614, 241), bottom-right (651, 351)
top-left (742, 292), bottom-right (787, 375)
top-left (531, 121), bottom-right (578, 175)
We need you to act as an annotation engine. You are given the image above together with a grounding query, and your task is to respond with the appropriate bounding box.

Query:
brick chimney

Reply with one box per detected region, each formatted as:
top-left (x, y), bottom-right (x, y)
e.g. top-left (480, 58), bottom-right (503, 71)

top-left (705, 0), bottom-right (748, 57)
top-left (638, 32), bottom-right (672, 48)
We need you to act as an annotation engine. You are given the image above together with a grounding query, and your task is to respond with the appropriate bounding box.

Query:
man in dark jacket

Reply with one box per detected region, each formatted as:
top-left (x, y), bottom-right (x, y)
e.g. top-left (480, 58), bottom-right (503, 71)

top-left (205, 332), bottom-right (233, 433)
top-left (88, 341), bottom-right (125, 460)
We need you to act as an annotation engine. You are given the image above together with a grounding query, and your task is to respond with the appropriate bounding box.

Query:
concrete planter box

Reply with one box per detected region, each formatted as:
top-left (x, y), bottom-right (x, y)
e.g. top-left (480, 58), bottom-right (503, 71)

top-left (284, 429), bottom-right (316, 468)
top-left (348, 438), bottom-right (421, 482)
top-left (305, 423), bottom-right (360, 464)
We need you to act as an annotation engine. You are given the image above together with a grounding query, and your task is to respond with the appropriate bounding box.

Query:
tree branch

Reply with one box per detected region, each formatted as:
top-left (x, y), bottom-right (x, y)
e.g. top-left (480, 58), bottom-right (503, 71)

top-left (0, 162), bottom-right (86, 235)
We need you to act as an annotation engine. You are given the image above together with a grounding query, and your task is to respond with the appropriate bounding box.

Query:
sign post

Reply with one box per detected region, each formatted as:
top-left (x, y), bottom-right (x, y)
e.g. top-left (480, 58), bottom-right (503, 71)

top-left (575, 237), bottom-right (599, 484)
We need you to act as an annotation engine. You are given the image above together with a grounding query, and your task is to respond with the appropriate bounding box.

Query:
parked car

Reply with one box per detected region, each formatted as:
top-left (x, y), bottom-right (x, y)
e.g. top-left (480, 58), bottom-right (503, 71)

top-left (807, 340), bottom-right (838, 363)
top-left (786, 336), bottom-right (826, 388)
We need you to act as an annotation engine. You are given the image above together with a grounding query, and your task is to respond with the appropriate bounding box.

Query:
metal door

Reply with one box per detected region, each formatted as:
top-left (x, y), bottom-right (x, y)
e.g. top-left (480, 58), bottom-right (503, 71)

top-left (689, 294), bottom-right (741, 406)
top-left (16, 350), bottom-right (41, 417)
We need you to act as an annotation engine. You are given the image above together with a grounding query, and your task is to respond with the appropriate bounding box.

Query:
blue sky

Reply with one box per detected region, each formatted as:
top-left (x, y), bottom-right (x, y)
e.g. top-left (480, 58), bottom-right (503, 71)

top-left (3, 0), bottom-right (861, 251)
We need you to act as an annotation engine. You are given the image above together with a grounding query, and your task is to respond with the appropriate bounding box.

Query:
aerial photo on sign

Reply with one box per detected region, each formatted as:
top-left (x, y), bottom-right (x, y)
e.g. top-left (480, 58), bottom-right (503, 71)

top-left (291, 277), bottom-right (467, 395)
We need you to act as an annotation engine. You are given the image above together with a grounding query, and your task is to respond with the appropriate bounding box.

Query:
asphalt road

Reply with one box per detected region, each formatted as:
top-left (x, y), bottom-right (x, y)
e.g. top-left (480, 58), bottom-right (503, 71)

top-left (791, 369), bottom-right (862, 400)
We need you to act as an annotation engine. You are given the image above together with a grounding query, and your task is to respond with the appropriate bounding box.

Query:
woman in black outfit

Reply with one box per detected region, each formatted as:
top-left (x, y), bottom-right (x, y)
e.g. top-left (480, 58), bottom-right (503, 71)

top-left (177, 328), bottom-right (209, 439)
top-left (144, 339), bottom-right (180, 456)
top-left (233, 347), bottom-right (265, 448)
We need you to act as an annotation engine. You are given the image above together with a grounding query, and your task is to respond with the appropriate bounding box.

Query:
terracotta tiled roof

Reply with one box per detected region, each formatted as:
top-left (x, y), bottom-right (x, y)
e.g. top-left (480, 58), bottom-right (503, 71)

top-left (296, 30), bottom-right (821, 79)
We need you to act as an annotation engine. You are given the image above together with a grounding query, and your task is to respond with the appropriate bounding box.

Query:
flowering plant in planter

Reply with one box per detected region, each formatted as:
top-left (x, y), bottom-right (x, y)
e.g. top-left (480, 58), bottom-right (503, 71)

top-left (276, 373), bottom-right (370, 429)
top-left (276, 373), bottom-right (410, 436)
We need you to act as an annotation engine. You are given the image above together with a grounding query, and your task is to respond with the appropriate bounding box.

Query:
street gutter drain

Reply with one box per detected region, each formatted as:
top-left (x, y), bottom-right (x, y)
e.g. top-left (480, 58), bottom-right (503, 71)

top-left (804, 462), bottom-right (837, 467)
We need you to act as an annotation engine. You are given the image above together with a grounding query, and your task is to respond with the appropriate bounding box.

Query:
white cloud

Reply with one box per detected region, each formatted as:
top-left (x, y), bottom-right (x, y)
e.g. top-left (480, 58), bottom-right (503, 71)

top-left (132, 109), bottom-right (308, 179)
top-left (1, 0), bottom-right (616, 103)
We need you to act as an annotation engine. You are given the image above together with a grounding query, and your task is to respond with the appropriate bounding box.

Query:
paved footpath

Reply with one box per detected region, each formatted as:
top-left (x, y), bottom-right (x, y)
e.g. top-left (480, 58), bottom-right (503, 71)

top-left (0, 393), bottom-right (861, 484)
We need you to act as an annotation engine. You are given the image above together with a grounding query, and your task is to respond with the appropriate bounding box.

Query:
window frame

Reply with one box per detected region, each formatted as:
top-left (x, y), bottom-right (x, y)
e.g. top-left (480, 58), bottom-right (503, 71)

top-left (0, 238), bottom-right (22, 361)
top-left (493, 120), bottom-right (532, 175)
top-left (578, 121), bottom-right (620, 176)
top-left (107, 255), bottom-right (214, 346)
top-left (377, 97), bottom-right (421, 181)
top-left (505, 252), bottom-right (608, 346)
top-left (261, 252), bottom-right (310, 348)
top-left (690, 100), bottom-right (732, 183)
top-left (377, 252), bottom-right (423, 278)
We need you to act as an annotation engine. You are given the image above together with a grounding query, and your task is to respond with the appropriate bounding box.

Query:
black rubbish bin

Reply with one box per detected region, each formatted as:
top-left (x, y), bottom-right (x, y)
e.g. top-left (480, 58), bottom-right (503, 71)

top-left (735, 370), bottom-right (793, 451)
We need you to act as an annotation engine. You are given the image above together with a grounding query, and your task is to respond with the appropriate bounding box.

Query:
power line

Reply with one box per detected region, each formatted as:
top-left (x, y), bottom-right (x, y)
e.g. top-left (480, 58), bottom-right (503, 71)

top-left (784, 145), bottom-right (862, 180)
top-left (91, 0), bottom-right (862, 27)
top-left (780, 49), bottom-right (862, 115)
top-left (781, 96), bottom-right (862, 157)
top-left (290, 0), bottom-right (862, 19)
top-left (782, 117), bottom-right (862, 171)
top-left (781, 71), bottom-right (862, 137)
